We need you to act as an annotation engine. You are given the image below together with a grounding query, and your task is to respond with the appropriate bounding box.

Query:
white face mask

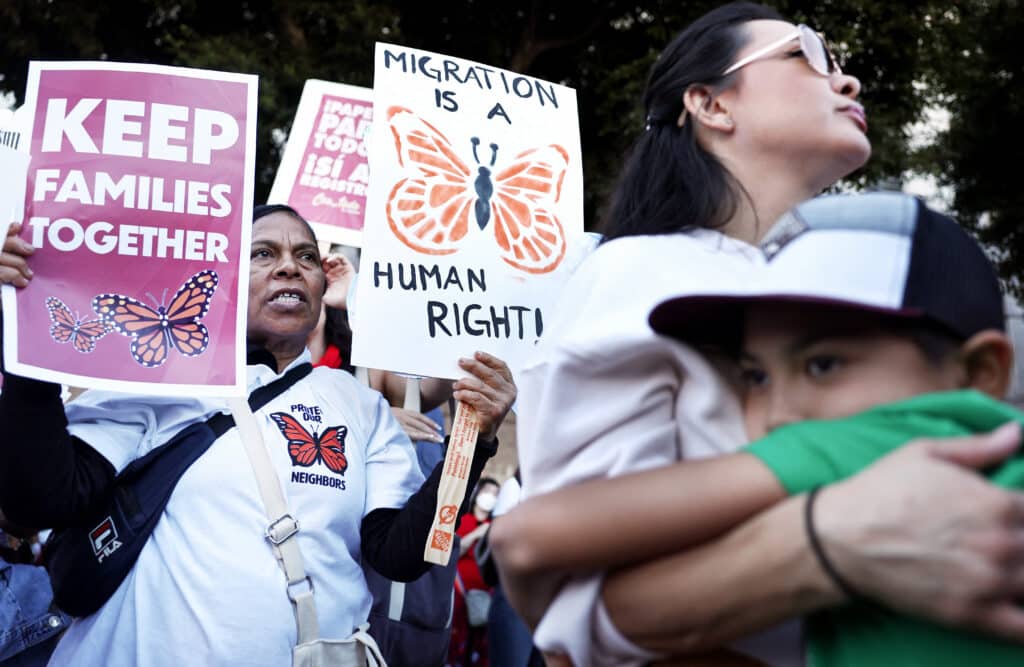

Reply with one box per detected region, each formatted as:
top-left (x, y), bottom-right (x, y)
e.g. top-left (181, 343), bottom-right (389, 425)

top-left (475, 492), bottom-right (497, 513)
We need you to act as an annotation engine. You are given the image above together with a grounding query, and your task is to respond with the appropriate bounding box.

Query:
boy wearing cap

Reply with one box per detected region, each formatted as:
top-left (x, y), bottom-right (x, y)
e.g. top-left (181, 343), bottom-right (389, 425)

top-left (498, 192), bottom-right (1024, 666)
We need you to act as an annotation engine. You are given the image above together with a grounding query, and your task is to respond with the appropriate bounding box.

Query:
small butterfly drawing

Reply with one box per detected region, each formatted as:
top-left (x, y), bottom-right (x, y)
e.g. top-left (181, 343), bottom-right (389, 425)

top-left (45, 297), bottom-right (112, 354)
top-left (270, 412), bottom-right (349, 475)
top-left (92, 269), bottom-right (219, 368)
top-left (385, 106), bottom-right (569, 275)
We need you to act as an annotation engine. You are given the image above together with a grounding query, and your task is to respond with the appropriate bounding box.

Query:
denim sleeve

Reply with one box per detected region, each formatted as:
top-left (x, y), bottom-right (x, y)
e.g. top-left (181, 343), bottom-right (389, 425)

top-left (0, 561), bottom-right (70, 662)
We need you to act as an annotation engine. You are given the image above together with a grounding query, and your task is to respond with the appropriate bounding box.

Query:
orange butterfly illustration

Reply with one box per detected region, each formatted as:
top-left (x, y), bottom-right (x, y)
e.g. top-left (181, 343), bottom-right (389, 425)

top-left (385, 106), bottom-right (569, 275)
top-left (92, 270), bottom-right (219, 368)
top-left (270, 412), bottom-right (349, 475)
top-left (46, 297), bottom-right (112, 354)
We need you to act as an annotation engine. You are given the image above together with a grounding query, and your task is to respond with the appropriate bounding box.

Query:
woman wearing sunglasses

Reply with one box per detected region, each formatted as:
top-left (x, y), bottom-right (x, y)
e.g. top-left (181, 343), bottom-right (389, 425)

top-left (498, 2), bottom-right (1024, 666)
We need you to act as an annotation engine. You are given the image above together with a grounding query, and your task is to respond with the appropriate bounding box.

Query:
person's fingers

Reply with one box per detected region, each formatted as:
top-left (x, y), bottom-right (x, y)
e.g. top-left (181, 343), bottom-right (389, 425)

top-left (926, 422), bottom-right (1021, 469)
top-left (390, 408), bottom-right (444, 442)
top-left (407, 428), bottom-right (444, 443)
top-left (1, 225), bottom-right (36, 287)
top-left (452, 374), bottom-right (500, 401)
top-left (402, 410), bottom-right (443, 434)
top-left (458, 355), bottom-right (501, 388)
top-left (0, 268), bottom-right (30, 287)
top-left (472, 350), bottom-right (514, 382)
top-left (968, 601), bottom-right (1024, 644)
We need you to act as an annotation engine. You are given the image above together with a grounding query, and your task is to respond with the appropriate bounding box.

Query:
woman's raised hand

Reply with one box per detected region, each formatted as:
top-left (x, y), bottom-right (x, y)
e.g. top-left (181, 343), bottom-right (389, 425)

top-left (321, 253), bottom-right (355, 310)
top-left (0, 223), bottom-right (34, 287)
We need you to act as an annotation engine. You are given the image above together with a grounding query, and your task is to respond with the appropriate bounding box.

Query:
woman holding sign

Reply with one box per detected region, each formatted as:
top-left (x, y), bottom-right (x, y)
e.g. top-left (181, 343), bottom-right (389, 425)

top-left (502, 2), bottom-right (1024, 666)
top-left (0, 205), bottom-right (515, 666)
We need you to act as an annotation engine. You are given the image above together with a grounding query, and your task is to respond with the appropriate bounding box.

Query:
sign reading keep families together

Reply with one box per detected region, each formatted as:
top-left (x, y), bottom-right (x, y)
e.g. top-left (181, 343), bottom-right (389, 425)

top-left (350, 43), bottom-right (585, 380)
top-left (1, 61), bottom-right (257, 396)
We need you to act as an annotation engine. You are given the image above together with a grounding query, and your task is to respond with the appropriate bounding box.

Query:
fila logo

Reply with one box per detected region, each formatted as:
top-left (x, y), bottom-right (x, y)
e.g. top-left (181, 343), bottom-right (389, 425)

top-left (89, 517), bottom-right (123, 563)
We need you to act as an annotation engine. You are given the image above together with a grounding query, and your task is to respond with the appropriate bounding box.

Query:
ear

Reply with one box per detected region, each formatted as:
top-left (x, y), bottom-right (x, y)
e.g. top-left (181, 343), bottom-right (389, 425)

top-left (681, 85), bottom-right (735, 133)
top-left (960, 330), bottom-right (1014, 398)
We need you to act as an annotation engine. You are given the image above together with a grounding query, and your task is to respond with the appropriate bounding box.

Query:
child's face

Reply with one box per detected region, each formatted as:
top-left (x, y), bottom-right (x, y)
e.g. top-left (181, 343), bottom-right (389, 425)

top-left (740, 303), bottom-right (964, 440)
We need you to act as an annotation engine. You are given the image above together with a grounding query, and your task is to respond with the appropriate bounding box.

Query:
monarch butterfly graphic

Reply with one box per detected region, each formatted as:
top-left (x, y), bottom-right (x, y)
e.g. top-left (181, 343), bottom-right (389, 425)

top-left (45, 296), bottom-right (112, 354)
top-left (269, 412), bottom-right (349, 475)
top-left (92, 270), bottom-right (219, 368)
top-left (385, 106), bottom-right (569, 275)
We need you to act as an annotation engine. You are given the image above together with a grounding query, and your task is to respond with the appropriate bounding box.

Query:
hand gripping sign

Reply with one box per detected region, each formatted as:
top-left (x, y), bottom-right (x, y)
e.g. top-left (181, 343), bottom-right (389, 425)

top-left (0, 61), bottom-right (257, 396)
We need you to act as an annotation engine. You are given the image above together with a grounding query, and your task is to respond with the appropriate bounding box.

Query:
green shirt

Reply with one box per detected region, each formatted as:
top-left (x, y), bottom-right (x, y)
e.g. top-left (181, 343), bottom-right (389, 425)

top-left (746, 390), bottom-right (1024, 667)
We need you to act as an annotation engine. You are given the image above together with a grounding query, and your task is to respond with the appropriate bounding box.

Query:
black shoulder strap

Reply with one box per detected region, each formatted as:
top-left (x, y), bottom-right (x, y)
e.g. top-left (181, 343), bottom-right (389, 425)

top-left (208, 362), bottom-right (314, 437)
top-left (122, 362), bottom-right (316, 477)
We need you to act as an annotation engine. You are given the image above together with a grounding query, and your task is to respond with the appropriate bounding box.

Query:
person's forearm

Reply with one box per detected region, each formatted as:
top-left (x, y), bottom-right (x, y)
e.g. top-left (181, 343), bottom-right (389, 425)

top-left (491, 453), bottom-right (782, 629)
top-left (604, 493), bottom-right (843, 653)
top-left (495, 547), bottom-right (569, 629)
top-left (418, 377), bottom-right (454, 412)
top-left (360, 435), bottom-right (497, 581)
top-left (493, 453), bottom-right (781, 577)
top-left (0, 374), bottom-right (115, 528)
top-left (371, 370), bottom-right (453, 412)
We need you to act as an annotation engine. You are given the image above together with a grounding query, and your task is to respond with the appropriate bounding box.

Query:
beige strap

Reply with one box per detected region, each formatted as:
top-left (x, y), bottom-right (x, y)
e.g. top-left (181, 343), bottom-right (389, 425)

top-left (228, 398), bottom-right (320, 644)
top-left (352, 623), bottom-right (386, 667)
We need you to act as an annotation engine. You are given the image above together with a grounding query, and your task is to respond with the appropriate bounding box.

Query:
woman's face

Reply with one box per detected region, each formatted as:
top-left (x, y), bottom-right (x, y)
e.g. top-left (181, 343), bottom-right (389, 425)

top-left (722, 20), bottom-right (871, 188)
top-left (474, 482), bottom-right (499, 514)
top-left (247, 212), bottom-right (325, 354)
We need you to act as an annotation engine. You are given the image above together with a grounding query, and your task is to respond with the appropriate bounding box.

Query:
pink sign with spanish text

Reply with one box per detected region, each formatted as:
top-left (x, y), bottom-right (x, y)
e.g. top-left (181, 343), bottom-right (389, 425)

top-left (0, 61), bottom-right (257, 396)
top-left (269, 80), bottom-right (372, 246)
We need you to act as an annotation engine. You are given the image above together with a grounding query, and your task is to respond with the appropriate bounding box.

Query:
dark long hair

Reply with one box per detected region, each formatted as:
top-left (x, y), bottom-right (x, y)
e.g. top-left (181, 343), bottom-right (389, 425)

top-left (252, 203), bottom-right (318, 241)
top-left (323, 305), bottom-right (354, 373)
top-left (600, 2), bottom-right (784, 242)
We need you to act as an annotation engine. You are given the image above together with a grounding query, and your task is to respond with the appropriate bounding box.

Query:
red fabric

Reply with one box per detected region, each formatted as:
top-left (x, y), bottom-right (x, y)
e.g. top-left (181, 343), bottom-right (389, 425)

top-left (313, 343), bottom-right (343, 370)
top-left (456, 514), bottom-right (489, 592)
top-left (448, 514), bottom-right (490, 666)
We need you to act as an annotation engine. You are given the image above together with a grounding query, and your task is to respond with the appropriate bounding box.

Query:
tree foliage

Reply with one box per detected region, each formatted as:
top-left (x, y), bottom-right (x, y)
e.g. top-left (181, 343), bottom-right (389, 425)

top-left (0, 0), bottom-right (1019, 284)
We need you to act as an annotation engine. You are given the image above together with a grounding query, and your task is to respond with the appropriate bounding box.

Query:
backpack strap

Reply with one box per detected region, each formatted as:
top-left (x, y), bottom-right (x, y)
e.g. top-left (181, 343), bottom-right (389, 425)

top-left (208, 362), bottom-right (313, 437)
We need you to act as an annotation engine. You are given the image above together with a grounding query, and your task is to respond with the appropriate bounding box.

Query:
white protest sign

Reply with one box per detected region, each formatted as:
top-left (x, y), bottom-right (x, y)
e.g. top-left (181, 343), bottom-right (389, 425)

top-left (351, 43), bottom-right (585, 380)
top-left (269, 80), bottom-right (372, 247)
top-left (0, 146), bottom-right (29, 245)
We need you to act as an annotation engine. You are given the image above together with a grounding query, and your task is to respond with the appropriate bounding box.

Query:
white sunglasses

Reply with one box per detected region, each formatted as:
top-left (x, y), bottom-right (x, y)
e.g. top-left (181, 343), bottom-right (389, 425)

top-left (723, 24), bottom-right (841, 77)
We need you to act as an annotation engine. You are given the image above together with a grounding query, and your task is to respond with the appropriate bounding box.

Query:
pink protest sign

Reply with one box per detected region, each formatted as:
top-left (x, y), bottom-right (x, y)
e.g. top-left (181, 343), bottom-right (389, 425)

top-left (269, 80), bottom-right (371, 247)
top-left (0, 62), bottom-right (257, 396)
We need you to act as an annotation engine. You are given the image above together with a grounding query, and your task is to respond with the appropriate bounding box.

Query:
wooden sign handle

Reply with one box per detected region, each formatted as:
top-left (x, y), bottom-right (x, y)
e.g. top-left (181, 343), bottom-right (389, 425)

top-left (424, 399), bottom-right (480, 565)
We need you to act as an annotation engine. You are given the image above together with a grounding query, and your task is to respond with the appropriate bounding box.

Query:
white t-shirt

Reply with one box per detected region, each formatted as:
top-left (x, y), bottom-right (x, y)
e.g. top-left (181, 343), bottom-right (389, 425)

top-left (516, 230), bottom-right (803, 667)
top-left (49, 351), bottom-right (424, 666)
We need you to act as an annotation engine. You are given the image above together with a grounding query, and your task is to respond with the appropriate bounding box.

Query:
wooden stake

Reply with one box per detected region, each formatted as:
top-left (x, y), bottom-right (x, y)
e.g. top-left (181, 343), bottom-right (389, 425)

top-left (424, 400), bottom-right (480, 565)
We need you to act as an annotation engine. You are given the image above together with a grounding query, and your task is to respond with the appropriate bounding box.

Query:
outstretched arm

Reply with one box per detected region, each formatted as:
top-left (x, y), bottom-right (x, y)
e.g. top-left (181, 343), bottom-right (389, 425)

top-left (0, 223), bottom-right (114, 528)
top-left (491, 452), bottom-right (784, 626)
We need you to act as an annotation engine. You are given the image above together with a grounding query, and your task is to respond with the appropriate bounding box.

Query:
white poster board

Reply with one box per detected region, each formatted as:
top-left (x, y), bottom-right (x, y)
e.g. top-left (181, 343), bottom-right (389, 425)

top-left (351, 43), bottom-right (585, 380)
top-left (269, 80), bottom-right (372, 247)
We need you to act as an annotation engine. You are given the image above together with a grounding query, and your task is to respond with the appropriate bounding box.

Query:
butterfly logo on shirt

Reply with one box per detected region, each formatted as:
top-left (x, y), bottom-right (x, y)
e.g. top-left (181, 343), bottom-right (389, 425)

top-left (385, 106), bottom-right (569, 275)
top-left (270, 412), bottom-right (349, 475)
top-left (45, 296), bottom-right (113, 354)
top-left (92, 269), bottom-right (219, 368)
